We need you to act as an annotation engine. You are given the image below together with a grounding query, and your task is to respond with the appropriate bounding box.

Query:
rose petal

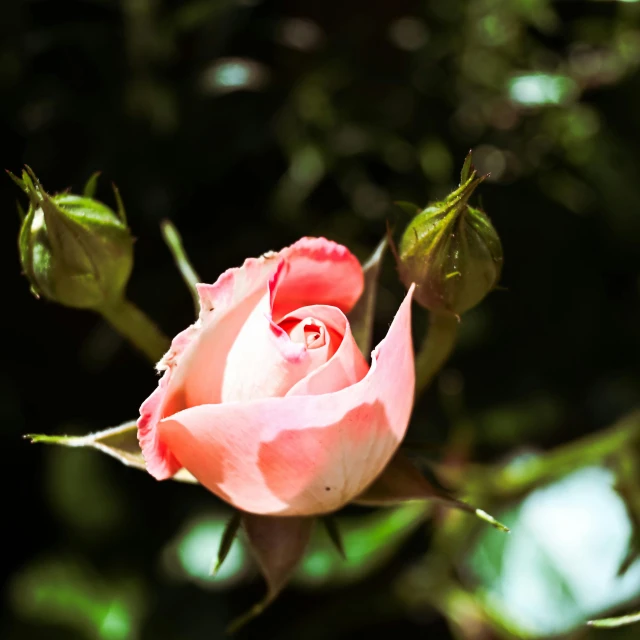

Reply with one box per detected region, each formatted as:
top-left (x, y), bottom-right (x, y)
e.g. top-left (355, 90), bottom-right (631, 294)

top-left (273, 237), bottom-right (364, 321)
top-left (283, 305), bottom-right (368, 397)
top-left (138, 238), bottom-right (365, 480)
top-left (157, 286), bottom-right (415, 515)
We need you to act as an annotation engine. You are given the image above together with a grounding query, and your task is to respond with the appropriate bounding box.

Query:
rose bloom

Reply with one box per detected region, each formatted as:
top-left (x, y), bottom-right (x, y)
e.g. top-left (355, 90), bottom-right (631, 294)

top-left (138, 237), bottom-right (415, 516)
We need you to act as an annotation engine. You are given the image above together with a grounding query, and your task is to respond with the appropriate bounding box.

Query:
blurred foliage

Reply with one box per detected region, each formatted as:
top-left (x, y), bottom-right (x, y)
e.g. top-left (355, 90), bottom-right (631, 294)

top-left (3, 0), bottom-right (640, 639)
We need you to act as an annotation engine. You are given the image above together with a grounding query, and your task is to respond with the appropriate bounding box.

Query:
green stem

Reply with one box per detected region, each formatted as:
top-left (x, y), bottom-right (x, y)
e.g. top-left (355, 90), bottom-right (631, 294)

top-left (99, 298), bottom-right (171, 363)
top-left (462, 409), bottom-right (640, 499)
top-left (414, 311), bottom-right (459, 397)
top-left (160, 220), bottom-right (201, 315)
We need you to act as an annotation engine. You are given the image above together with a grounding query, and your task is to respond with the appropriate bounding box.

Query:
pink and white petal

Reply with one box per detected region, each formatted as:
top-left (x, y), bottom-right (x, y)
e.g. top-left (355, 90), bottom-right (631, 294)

top-left (137, 323), bottom-right (200, 479)
top-left (272, 237), bottom-right (364, 322)
top-left (139, 251), bottom-right (283, 477)
top-left (157, 286), bottom-right (415, 516)
top-left (168, 256), bottom-right (285, 409)
top-left (220, 294), bottom-right (315, 402)
top-left (284, 305), bottom-right (369, 397)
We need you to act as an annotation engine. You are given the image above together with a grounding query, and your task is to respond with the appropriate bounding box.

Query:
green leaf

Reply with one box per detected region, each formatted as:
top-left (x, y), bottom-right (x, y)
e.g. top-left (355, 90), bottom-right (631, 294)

top-left (211, 512), bottom-right (242, 576)
top-left (466, 467), bottom-right (640, 637)
top-left (8, 557), bottom-right (146, 640)
top-left (27, 421), bottom-right (198, 484)
top-left (588, 610), bottom-right (640, 628)
top-left (160, 219), bottom-right (201, 315)
top-left (294, 503), bottom-right (428, 588)
top-left (348, 237), bottom-right (386, 358)
top-left (83, 171), bottom-right (101, 198)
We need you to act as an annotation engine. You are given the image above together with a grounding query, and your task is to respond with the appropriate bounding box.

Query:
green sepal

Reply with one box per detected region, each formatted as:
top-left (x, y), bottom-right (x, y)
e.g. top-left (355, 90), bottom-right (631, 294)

top-left (26, 421), bottom-right (197, 484)
top-left (322, 515), bottom-right (347, 560)
top-left (83, 171), bottom-right (101, 198)
top-left (211, 512), bottom-right (242, 576)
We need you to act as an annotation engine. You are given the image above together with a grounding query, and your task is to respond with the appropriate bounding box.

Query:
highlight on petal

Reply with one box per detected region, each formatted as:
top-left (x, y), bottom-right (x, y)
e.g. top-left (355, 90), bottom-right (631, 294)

top-left (157, 286), bottom-right (415, 516)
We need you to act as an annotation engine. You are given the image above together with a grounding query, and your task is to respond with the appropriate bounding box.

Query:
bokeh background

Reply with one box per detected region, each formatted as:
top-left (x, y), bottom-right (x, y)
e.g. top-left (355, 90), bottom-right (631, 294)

top-left (2, 0), bottom-right (640, 638)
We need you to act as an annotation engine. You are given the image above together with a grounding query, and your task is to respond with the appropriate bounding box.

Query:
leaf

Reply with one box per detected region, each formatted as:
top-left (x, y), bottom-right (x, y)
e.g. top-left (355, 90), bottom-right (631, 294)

top-left (8, 557), bottom-right (146, 640)
top-left (355, 452), bottom-right (509, 532)
top-left (588, 610), bottom-right (640, 628)
top-left (295, 502), bottom-right (428, 588)
top-left (228, 514), bottom-right (314, 633)
top-left (83, 171), bottom-right (101, 198)
top-left (348, 237), bottom-right (386, 358)
top-left (467, 467), bottom-right (640, 637)
top-left (211, 512), bottom-right (242, 576)
top-left (27, 421), bottom-right (198, 484)
top-left (160, 219), bottom-right (201, 315)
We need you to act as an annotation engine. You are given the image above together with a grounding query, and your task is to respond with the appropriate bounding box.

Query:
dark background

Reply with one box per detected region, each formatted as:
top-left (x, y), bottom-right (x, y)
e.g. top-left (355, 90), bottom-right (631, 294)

top-left (2, 1), bottom-right (640, 639)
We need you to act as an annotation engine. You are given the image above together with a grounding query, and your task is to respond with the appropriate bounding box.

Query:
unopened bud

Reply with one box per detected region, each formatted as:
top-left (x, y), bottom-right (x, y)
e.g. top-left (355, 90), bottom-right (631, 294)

top-left (397, 154), bottom-right (503, 315)
top-left (14, 167), bottom-right (134, 310)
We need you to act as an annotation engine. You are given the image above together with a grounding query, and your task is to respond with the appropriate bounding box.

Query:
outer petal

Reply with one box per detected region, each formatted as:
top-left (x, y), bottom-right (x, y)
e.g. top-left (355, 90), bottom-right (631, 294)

top-left (157, 286), bottom-right (415, 516)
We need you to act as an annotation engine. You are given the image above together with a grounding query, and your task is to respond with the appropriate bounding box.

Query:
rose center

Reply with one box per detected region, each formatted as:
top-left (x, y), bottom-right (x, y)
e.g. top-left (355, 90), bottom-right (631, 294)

top-left (287, 318), bottom-right (327, 350)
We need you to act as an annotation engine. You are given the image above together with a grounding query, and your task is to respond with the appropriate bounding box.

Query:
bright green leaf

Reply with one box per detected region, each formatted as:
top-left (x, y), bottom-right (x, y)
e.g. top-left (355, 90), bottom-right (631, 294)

top-left (588, 610), bottom-right (640, 628)
top-left (467, 467), bottom-right (640, 637)
top-left (294, 503), bottom-right (428, 588)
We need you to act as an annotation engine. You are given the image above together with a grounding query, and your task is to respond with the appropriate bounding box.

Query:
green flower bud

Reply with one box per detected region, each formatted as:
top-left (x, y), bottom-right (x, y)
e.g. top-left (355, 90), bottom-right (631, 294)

top-left (14, 168), bottom-right (134, 310)
top-left (398, 156), bottom-right (503, 315)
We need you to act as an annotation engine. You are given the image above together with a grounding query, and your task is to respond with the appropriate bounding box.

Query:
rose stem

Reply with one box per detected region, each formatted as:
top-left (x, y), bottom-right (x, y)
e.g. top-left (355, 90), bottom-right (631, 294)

top-left (99, 298), bottom-right (170, 363)
top-left (414, 310), bottom-right (459, 397)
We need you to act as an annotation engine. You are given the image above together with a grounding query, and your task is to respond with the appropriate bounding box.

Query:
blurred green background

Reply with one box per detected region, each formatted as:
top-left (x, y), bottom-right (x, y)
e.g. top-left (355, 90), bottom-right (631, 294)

top-left (2, 0), bottom-right (640, 638)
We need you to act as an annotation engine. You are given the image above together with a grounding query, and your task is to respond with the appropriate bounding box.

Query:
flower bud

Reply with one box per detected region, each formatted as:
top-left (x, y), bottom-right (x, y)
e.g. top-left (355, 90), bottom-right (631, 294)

top-left (15, 168), bottom-right (134, 310)
top-left (397, 157), bottom-right (503, 315)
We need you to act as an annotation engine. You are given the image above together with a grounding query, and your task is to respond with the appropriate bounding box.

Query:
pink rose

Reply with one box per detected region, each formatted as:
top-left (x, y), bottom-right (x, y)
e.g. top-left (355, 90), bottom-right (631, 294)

top-left (138, 237), bottom-right (415, 516)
